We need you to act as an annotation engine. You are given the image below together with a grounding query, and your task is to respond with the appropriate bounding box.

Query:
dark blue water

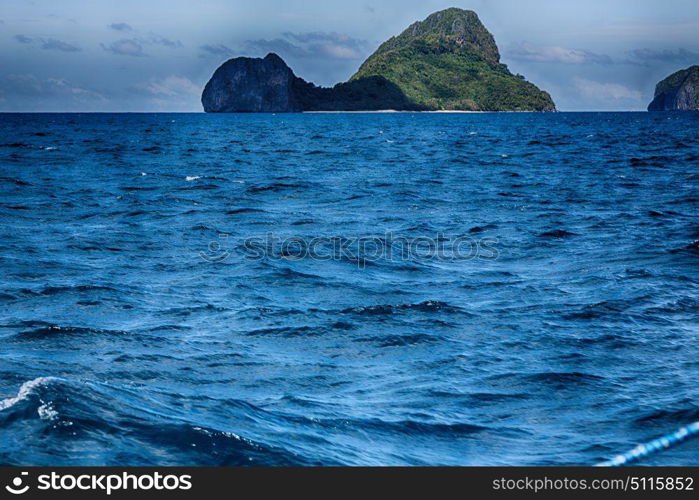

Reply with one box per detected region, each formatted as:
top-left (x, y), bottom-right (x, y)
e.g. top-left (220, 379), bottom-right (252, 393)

top-left (1, 112), bottom-right (697, 466)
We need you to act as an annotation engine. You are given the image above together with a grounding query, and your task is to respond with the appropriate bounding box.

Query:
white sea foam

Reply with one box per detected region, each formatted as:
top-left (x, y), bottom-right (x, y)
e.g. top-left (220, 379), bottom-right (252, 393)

top-left (38, 401), bottom-right (59, 421)
top-left (185, 176), bottom-right (201, 182)
top-left (0, 377), bottom-right (57, 412)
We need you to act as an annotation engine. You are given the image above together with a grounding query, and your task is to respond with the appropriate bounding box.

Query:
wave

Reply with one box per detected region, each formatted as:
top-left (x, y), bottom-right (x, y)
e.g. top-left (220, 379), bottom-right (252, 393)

top-left (245, 325), bottom-right (323, 338)
top-left (246, 183), bottom-right (309, 194)
top-left (670, 240), bottom-right (699, 254)
top-left (561, 298), bottom-right (648, 320)
top-left (18, 284), bottom-right (121, 297)
top-left (539, 229), bottom-right (577, 238)
top-left (3, 321), bottom-right (128, 341)
top-left (340, 301), bottom-right (469, 316)
top-left (226, 208), bottom-right (265, 215)
top-left (0, 377), bottom-right (315, 466)
top-left (635, 405), bottom-right (699, 426)
top-left (342, 418), bottom-right (489, 436)
top-left (0, 377), bottom-right (58, 412)
top-left (353, 333), bottom-right (441, 347)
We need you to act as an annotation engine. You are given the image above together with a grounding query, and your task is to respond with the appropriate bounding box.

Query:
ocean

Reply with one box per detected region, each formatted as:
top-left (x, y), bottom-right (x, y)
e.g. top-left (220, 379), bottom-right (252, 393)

top-left (0, 112), bottom-right (697, 466)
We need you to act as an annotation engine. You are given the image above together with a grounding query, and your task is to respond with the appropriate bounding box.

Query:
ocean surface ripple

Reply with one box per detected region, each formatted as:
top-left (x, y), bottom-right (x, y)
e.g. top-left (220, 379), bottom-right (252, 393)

top-left (0, 112), bottom-right (698, 465)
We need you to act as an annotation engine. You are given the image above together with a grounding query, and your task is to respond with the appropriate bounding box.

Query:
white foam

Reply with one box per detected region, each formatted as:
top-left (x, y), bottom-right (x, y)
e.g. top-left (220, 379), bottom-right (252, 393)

top-left (185, 176), bottom-right (201, 182)
top-left (0, 377), bottom-right (57, 412)
top-left (38, 401), bottom-right (59, 421)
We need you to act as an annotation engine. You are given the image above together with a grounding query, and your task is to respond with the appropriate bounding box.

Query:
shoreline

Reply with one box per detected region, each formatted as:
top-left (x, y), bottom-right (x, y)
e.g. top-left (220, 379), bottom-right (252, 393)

top-left (303, 110), bottom-right (532, 114)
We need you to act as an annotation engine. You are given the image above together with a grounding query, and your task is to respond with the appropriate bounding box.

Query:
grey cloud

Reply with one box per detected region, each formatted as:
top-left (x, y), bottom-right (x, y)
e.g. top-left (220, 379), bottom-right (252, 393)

top-left (13, 35), bottom-right (81, 52)
top-left (101, 39), bottom-right (145, 57)
top-left (199, 44), bottom-right (235, 57)
top-left (148, 34), bottom-right (183, 49)
top-left (0, 74), bottom-right (106, 102)
top-left (109, 22), bottom-right (133, 32)
top-left (285, 31), bottom-right (369, 59)
top-left (245, 31), bottom-right (369, 61)
top-left (131, 75), bottom-right (200, 97)
top-left (629, 48), bottom-right (699, 63)
top-left (101, 30), bottom-right (182, 56)
top-left (284, 32), bottom-right (357, 44)
top-left (506, 42), bottom-right (612, 65)
top-left (14, 34), bottom-right (34, 44)
top-left (40, 38), bottom-right (81, 52)
top-left (244, 38), bottom-right (308, 59)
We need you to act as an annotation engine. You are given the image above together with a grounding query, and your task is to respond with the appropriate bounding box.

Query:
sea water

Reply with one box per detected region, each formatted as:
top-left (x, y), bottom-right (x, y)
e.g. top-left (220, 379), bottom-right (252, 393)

top-left (0, 112), bottom-right (697, 465)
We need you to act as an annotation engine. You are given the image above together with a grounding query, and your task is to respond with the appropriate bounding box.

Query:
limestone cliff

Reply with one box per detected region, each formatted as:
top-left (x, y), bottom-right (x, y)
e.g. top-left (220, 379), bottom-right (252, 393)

top-left (648, 66), bottom-right (699, 111)
top-left (202, 8), bottom-right (556, 112)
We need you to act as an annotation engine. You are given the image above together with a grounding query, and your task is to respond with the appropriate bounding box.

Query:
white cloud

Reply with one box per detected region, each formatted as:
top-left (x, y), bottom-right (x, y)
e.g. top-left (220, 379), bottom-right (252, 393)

top-left (506, 42), bottom-right (612, 64)
top-left (245, 31), bottom-right (369, 62)
top-left (101, 39), bottom-right (144, 56)
top-left (573, 78), bottom-right (642, 101)
top-left (0, 74), bottom-right (106, 103)
top-left (199, 44), bottom-right (234, 58)
top-left (13, 35), bottom-right (81, 52)
top-left (318, 44), bottom-right (363, 59)
top-left (139, 76), bottom-right (200, 97)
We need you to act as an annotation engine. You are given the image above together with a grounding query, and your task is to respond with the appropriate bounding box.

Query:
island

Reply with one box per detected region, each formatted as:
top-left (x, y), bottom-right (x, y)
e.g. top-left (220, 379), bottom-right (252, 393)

top-left (201, 8), bottom-right (556, 113)
top-left (648, 65), bottom-right (699, 111)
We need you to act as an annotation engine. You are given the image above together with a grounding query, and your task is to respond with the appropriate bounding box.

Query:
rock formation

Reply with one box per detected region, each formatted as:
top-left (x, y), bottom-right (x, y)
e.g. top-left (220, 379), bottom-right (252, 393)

top-left (202, 8), bottom-right (556, 112)
top-left (648, 65), bottom-right (699, 111)
top-left (201, 53), bottom-right (302, 113)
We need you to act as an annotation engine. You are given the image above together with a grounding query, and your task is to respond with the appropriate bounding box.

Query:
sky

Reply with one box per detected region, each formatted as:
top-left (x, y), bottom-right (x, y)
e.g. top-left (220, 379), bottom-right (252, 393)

top-left (1, 0), bottom-right (698, 111)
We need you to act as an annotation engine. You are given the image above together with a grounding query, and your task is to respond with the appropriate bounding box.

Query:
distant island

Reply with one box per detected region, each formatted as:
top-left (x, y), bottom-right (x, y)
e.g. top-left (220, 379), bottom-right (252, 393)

top-left (201, 8), bottom-right (556, 113)
top-left (648, 65), bottom-right (699, 111)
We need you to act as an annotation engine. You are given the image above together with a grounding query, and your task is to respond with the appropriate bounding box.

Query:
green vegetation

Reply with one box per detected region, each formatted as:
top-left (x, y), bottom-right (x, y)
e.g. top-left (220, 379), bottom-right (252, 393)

top-left (350, 8), bottom-right (555, 111)
top-left (293, 76), bottom-right (427, 111)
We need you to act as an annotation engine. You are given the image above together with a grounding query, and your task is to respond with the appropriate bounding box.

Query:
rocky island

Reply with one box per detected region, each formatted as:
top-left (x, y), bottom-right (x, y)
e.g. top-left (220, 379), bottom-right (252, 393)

top-left (202, 8), bottom-right (555, 113)
top-left (648, 65), bottom-right (699, 111)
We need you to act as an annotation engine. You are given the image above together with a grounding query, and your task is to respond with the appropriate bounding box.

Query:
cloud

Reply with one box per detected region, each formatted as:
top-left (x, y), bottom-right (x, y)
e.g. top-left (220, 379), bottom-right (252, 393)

top-left (244, 31), bottom-right (369, 61)
top-left (14, 34), bottom-right (34, 44)
top-left (109, 22), bottom-right (133, 32)
top-left (101, 39), bottom-right (145, 56)
top-left (506, 42), bottom-right (612, 65)
top-left (136, 75), bottom-right (200, 97)
top-left (573, 78), bottom-right (642, 101)
top-left (629, 48), bottom-right (699, 64)
top-left (40, 38), bottom-right (81, 52)
top-left (244, 38), bottom-right (307, 58)
top-left (101, 29), bottom-right (182, 56)
top-left (199, 44), bottom-right (235, 58)
top-left (0, 74), bottom-right (106, 103)
top-left (285, 32), bottom-right (368, 59)
top-left (13, 35), bottom-right (81, 52)
top-left (147, 33), bottom-right (183, 49)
